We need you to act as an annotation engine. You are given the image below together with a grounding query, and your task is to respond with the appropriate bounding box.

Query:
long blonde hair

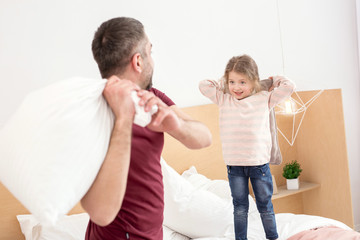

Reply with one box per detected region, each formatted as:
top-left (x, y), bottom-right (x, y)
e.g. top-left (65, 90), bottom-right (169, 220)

top-left (222, 54), bottom-right (261, 94)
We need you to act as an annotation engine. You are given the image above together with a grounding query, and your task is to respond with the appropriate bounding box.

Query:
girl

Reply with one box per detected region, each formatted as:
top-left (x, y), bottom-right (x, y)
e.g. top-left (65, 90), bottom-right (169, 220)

top-left (199, 54), bottom-right (295, 240)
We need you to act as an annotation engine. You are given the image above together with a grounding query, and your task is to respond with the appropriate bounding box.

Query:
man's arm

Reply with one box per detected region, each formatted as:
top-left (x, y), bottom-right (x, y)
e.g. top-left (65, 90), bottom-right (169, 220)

top-left (81, 119), bottom-right (132, 226)
top-left (137, 90), bottom-right (212, 149)
top-left (167, 105), bottom-right (212, 149)
top-left (80, 76), bottom-right (139, 226)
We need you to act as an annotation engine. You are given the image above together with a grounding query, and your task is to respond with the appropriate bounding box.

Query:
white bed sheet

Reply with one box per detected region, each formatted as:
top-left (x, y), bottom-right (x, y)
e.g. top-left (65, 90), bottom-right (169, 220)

top-left (274, 213), bottom-right (352, 239)
top-left (16, 206), bottom-right (352, 240)
top-left (189, 212), bottom-right (352, 240)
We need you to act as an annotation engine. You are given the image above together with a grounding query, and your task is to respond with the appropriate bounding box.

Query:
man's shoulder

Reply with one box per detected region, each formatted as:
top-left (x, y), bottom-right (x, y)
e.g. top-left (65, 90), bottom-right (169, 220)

top-left (149, 87), bottom-right (163, 96)
top-left (149, 88), bottom-right (175, 106)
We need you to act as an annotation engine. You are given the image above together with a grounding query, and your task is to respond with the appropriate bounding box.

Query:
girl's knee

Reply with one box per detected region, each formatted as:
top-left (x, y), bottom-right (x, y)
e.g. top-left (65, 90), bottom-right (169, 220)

top-left (234, 208), bottom-right (248, 216)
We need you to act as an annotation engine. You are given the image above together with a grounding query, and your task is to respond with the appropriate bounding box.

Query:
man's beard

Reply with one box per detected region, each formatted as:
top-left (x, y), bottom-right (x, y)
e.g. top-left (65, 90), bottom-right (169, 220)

top-left (144, 68), bottom-right (153, 90)
top-left (145, 76), bottom-right (153, 90)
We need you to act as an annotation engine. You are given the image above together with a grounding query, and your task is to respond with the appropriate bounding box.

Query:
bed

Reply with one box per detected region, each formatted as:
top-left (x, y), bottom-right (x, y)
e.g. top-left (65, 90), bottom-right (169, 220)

top-left (0, 88), bottom-right (359, 240)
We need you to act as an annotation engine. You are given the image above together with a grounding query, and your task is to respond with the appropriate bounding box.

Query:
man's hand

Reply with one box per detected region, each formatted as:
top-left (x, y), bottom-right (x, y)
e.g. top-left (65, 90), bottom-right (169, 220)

top-left (135, 90), bottom-right (181, 132)
top-left (135, 89), bottom-right (212, 149)
top-left (103, 75), bottom-right (140, 119)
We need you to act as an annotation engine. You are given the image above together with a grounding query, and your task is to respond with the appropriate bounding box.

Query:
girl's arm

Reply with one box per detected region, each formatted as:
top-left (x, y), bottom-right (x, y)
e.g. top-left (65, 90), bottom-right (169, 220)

top-left (198, 79), bottom-right (226, 105)
top-left (268, 76), bottom-right (296, 109)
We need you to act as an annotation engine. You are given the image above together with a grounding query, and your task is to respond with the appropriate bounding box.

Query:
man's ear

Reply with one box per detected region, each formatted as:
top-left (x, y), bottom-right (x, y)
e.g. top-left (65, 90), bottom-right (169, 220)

top-left (131, 53), bottom-right (142, 73)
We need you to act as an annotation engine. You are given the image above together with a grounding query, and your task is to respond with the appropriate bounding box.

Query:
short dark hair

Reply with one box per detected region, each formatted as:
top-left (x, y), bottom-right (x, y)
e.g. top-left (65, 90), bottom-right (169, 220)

top-left (92, 17), bottom-right (146, 78)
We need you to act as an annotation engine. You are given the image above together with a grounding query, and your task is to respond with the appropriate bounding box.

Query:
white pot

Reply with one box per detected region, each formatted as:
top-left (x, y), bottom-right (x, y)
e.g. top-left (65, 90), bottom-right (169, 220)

top-left (286, 178), bottom-right (300, 190)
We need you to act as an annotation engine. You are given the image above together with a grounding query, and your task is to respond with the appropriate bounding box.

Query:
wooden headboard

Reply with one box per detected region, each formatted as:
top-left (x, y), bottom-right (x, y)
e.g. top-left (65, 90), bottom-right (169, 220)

top-left (0, 183), bottom-right (84, 240)
top-left (0, 89), bottom-right (354, 239)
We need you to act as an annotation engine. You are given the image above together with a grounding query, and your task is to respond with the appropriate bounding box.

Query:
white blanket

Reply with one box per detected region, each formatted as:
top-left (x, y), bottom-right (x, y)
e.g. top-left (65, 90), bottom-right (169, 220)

top-left (189, 213), bottom-right (352, 240)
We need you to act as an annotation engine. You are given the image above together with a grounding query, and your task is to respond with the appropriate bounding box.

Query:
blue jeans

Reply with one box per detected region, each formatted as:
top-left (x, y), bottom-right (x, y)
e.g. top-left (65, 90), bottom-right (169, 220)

top-left (227, 164), bottom-right (278, 240)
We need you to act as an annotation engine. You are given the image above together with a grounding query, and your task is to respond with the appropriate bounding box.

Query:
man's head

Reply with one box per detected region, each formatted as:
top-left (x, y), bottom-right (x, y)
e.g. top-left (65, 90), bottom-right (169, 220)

top-left (92, 17), bottom-right (154, 89)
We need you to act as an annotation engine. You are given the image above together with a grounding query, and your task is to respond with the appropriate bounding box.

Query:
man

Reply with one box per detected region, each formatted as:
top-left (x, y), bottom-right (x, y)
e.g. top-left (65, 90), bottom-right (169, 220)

top-left (81, 17), bottom-right (212, 239)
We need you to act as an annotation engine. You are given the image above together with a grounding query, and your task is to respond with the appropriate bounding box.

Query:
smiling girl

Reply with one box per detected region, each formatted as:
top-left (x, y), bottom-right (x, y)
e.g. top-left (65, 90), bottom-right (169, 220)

top-left (199, 54), bottom-right (295, 240)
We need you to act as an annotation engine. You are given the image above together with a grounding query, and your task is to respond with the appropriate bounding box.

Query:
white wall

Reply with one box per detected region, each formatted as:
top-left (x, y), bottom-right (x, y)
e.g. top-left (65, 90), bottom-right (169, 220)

top-left (0, 0), bottom-right (359, 230)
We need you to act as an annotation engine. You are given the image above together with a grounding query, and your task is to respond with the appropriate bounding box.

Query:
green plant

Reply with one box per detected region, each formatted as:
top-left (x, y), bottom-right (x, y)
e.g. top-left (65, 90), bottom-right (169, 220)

top-left (282, 160), bottom-right (302, 179)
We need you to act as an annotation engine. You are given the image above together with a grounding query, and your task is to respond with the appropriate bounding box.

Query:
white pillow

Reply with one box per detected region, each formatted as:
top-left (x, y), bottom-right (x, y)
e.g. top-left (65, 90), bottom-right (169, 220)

top-left (181, 166), bottom-right (232, 200)
top-left (181, 166), bottom-right (258, 214)
top-left (17, 213), bottom-right (89, 240)
top-left (17, 214), bottom-right (39, 240)
top-left (163, 225), bottom-right (190, 240)
top-left (161, 158), bottom-right (234, 239)
top-left (0, 77), bottom-right (114, 225)
top-left (18, 213), bottom-right (190, 240)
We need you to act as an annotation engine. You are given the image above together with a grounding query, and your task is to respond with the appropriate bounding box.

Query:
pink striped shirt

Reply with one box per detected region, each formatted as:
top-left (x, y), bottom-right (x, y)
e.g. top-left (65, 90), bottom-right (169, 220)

top-left (199, 76), bottom-right (295, 166)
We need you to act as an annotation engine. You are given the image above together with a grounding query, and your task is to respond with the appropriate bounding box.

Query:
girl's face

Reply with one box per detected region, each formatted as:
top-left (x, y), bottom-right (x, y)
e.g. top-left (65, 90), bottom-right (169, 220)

top-left (228, 71), bottom-right (254, 100)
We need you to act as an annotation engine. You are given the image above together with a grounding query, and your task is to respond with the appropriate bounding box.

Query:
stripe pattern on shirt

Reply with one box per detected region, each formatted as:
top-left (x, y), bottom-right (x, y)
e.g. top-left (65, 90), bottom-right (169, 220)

top-left (199, 77), bottom-right (295, 166)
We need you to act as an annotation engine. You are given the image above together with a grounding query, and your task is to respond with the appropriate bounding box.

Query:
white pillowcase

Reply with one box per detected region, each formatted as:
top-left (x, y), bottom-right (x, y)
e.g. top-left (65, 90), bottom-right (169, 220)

top-left (18, 213), bottom-right (189, 240)
top-left (161, 158), bottom-right (234, 239)
top-left (0, 77), bottom-right (114, 225)
top-left (181, 166), bottom-right (232, 199)
top-left (17, 213), bottom-right (191, 240)
top-left (17, 213), bottom-right (89, 240)
top-left (163, 226), bottom-right (190, 240)
top-left (181, 166), bottom-right (258, 215)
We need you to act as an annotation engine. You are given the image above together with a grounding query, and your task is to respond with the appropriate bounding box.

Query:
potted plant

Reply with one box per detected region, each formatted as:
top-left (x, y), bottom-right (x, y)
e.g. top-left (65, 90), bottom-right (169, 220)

top-left (282, 160), bottom-right (302, 190)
